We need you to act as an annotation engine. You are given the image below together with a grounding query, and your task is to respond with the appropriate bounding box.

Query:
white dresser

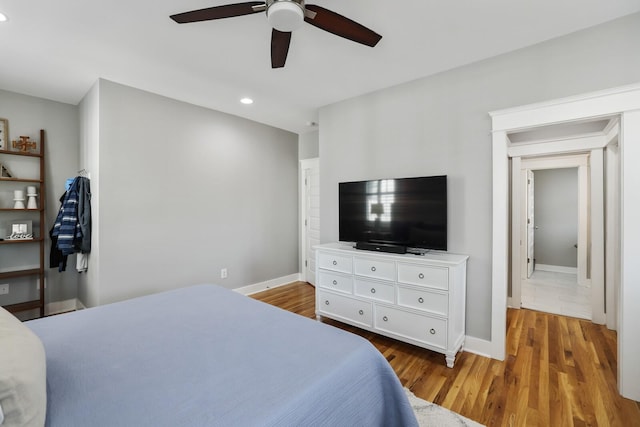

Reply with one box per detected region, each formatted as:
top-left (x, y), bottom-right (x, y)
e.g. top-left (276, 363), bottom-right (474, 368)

top-left (315, 242), bottom-right (468, 368)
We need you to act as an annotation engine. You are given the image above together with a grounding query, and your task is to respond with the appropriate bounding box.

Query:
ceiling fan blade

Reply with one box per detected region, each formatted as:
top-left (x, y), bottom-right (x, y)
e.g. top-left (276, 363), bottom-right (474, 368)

top-left (170, 2), bottom-right (266, 24)
top-left (271, 29), bottom-right (292, 68)
top-left (304, 5), bottom-right (381, 47)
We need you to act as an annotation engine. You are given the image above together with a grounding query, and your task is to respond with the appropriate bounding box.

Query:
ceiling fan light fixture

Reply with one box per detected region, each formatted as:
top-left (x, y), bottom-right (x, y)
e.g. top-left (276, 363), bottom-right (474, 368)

top-left (267, 0), bottom-right (304, 32)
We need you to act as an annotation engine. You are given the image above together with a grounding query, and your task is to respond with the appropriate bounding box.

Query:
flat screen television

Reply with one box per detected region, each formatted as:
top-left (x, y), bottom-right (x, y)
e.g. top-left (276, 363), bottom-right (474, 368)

top-left (339, 175), bottom-right (447, 251)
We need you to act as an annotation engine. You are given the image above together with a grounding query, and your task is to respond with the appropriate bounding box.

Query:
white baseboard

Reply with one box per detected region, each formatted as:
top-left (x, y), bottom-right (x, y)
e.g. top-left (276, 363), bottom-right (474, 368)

top-left (536, 264), bottom-right (577, 274)
top-left (463, 336), bottom-right (493, 359)
top-left (507, 296), bottom-right (521, 309)
top-left (46, 298), bottom-right (83, 315)
top-left (233, 273), bottom-right (302, 296)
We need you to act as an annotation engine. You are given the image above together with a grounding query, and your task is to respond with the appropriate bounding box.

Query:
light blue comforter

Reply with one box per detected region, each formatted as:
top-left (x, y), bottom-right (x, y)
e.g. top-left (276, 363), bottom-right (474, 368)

top-left (27, 284), bottom-right (418, 426)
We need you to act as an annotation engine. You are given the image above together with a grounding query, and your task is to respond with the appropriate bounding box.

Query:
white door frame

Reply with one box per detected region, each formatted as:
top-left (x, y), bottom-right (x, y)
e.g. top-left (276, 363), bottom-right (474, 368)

top-left (489, 82), bottom-right (640, 401)
top-left (511, 153), bottom-right (592, 312)
top-left (604, 123), bottom-right (621, 330)
top-left (300, 158), bottom-right (319, 284)
top-left (525, 169), bottom-right (534, 279)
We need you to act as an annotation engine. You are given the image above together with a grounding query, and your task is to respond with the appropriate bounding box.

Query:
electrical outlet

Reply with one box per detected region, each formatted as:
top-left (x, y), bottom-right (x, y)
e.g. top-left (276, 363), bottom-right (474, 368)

top-left (0, 284), bottom-right (9, 295)
top-left (220, 268), bottom-right (228, 279)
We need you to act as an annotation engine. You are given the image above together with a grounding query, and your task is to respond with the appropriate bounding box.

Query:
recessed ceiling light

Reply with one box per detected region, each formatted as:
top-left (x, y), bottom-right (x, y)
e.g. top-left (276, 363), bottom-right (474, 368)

top-left (240, 97), bottom-right (254, 105)
top-left (0, 13), bottom-right (8, 22)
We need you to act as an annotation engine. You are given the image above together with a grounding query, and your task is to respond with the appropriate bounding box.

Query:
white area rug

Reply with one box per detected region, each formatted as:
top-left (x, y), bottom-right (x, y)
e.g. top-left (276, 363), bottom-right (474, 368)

top-left (405, 388), bottom-right (484, 427)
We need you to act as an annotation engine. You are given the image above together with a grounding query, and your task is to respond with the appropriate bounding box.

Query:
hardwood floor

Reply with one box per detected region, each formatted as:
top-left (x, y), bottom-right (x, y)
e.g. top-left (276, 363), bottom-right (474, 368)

top-left (251, 281), bottom-right (640, 426)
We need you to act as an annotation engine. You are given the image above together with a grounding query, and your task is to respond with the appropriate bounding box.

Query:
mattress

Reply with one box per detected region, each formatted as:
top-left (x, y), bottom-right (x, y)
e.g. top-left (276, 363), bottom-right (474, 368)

top-left (26, 284), bottom-right (418, 426)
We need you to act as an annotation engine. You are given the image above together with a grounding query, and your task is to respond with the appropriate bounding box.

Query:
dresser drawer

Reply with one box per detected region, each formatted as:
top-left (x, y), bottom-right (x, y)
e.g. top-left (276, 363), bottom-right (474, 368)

top-left (397, 286), bottom-right (448, 316)
top-left (318, 252), bottom-right (353, 274)
top-left (354, 278), bottom-right (395, 303)
top-left (318, 271), bottom-right (353, 294)
top-left (375, 305), bottom-right (447, 349)
top-left (354, 257), bottom-right (396, 281)
top-left (397, 263), bottom-right (448, 290)
top-left (317, 291), bottom-right (373, 327)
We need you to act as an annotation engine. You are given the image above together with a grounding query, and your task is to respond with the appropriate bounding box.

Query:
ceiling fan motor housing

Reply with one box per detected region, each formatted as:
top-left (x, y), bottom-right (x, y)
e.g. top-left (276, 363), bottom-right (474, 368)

top-left (267, 0), bottom-right (305, 32)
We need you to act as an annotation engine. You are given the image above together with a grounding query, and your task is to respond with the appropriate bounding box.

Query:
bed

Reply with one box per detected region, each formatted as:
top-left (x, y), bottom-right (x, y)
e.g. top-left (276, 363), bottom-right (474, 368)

top-left (1, 284), bottom-right (418, 426)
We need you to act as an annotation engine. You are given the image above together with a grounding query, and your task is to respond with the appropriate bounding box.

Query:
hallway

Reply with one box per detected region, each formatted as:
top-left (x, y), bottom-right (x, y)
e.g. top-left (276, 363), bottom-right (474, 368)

top-left (521, 270), bottom-right (590, 320)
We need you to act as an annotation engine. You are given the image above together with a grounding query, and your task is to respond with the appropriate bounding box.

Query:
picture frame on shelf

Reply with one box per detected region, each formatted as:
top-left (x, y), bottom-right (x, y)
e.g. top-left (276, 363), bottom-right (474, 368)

top-left (0, 118), bottom-right (8, 150)
top-left (8, 220), bottom-right (33, 240)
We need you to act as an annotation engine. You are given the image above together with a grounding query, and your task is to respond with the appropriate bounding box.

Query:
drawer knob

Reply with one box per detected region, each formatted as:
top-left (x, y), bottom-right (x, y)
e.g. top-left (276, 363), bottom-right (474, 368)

top-left (418, 297), bottom-right (424, 303)
top-left (332, 260), bottom-right (337, 266)
top-left (359, 310), bottom-right (364, 315)
top-left (371, 266), bottom-right (376, 272)
top-left (418, 273), bottom-right (425, 279)
top-left (332, 280), bottom-right (337, 285)
top-left (370, 288), bottom-right (376, 294)
top-left (429, 328), bottom-right (436, 335)
top-left (325, 300), bottom-right (330, 305)
top-left (383, 316), bottom-right (388, 322)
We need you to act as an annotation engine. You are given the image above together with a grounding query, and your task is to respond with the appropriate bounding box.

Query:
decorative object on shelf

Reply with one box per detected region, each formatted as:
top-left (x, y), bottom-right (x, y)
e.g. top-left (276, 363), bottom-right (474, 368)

top-left (7, 221), bottom-right (33, 240)
top-left (0, 118), bottom-right (8, 149)
top-left (13, 189), bottom-right (25, 209)
top-left (0, 163), bottom-right (13, 178)
top-left (27, 185), bottom-right (38, 209)
top-left (12, 135), bottom-right (37, 153)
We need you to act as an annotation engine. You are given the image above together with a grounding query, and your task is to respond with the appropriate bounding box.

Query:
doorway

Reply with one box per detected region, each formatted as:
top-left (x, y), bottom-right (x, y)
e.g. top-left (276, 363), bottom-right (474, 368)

top-left (519, 165), bottom-right (590, 319)
top-left (510, 139), bottom-right (607, 327)
top-left (489, 83), bottom-right (640, 401)
top-left (300, 158), bottom-right (319, 285)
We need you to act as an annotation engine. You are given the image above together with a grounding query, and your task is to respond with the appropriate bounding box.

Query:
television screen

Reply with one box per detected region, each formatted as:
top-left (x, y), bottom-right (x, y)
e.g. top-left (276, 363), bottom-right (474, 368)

top-left (339, 175), bottom-right (447, 251)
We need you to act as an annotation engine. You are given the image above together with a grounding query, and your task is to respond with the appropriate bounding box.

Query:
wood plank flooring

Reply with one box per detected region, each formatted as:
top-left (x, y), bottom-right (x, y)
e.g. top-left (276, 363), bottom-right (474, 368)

top-left (251, 281), bottom-right (640, 427)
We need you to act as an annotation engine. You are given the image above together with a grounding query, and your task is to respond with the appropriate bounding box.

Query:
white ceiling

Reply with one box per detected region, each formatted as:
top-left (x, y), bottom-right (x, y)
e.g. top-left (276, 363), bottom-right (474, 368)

top-left (1, 1), bottom-right (639, 134)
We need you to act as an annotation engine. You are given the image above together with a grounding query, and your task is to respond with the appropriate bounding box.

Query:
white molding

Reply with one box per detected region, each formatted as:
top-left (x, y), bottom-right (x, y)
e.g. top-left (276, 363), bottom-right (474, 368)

top-left (233, 273), bottom-right (302, 296)
top-left (605, 142), bottom-right (620, 331)
top-left (520, 153), bottom-right (589, 169)
top-left (507, 296), bottom-right (519, 309)
top-left (508, 133), bottom-right (605, 158)
top-left (589, 148), bottom-right (606, 324)
top-left (535, 264), bottom-right (577, 274)
top-left (490, 130), bottom-right (508, 361)
top-left (511, 156), bottom-right (522, 309)
top-left (604, 118), bottom-right (621, 146)
top-left (463, 336), bottom-right (493, 359)
top-left (490, 83), bottom-right (640, 131)
top-left (619, 109), bottom-right (640, 400)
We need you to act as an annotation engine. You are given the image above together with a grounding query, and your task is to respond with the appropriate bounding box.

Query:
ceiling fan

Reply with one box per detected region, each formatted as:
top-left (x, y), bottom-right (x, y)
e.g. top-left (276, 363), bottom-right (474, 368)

top-left (170, 0), bottom-right (382, 68)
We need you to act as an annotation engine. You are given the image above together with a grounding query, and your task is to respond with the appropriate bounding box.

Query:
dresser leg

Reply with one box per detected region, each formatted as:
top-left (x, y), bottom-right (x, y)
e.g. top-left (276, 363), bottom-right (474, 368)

top-left (445, 353), bottom-right (455, 368)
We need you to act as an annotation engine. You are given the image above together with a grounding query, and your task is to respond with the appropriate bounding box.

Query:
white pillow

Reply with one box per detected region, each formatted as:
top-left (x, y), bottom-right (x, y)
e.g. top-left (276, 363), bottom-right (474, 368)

top-left (0, 307), bottom-right (46, 427)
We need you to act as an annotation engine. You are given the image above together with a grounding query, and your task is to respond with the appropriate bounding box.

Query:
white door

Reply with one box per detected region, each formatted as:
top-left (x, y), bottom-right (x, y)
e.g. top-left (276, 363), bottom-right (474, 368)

top-left (301, 158), bottom-right (320, 285)
top-left (527, 169), bottom-right (535, 278)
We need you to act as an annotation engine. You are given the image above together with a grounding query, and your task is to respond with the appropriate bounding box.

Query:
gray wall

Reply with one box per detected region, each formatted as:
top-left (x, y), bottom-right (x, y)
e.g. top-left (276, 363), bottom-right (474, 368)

top-left (82, 80), bottom-right (299, 306)
top-left (299, 131), bottom-right (319, 160)
top-left (534, 168), bottom-right (578, 268)
top-left (318, 13), bottom-right (640, 341)
top-left (77, 82), bottom-right (101, 307)
top-left (0, 89), bottom-right (79, 307)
